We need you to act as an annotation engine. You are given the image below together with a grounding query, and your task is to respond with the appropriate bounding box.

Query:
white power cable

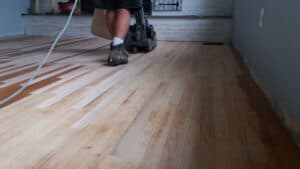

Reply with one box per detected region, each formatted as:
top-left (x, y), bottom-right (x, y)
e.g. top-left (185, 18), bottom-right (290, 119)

top-left (0, 0), bottom-right (79, 106)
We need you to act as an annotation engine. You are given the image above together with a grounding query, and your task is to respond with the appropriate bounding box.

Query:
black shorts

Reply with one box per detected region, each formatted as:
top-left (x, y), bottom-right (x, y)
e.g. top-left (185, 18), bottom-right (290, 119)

top-left (96, 0), bottom-right (141, 10)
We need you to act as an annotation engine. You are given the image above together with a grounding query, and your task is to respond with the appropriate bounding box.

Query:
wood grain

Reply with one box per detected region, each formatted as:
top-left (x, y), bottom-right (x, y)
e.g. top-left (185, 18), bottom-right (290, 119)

top-left (0, 36), bottom-right (300, 169)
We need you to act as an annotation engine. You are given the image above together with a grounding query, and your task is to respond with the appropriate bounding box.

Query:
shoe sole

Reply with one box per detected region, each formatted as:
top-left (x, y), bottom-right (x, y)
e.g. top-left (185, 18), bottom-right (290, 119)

top-left (108, 57), bottom-right (128, 66)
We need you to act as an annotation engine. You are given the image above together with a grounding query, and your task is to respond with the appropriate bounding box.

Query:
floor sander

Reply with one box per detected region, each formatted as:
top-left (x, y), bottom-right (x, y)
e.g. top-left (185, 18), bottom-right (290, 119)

top-left (124, 0), bottom-right (157, 53)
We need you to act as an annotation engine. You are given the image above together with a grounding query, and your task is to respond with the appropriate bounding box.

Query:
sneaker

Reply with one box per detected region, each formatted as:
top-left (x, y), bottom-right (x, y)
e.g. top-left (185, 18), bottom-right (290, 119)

top-left (108, 44), bottom-right (129, 66)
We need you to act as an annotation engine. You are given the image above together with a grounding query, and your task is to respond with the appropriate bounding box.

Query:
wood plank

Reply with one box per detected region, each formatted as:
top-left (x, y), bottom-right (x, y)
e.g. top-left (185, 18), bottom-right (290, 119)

top-left (0, 36), bottom-right (300, 169)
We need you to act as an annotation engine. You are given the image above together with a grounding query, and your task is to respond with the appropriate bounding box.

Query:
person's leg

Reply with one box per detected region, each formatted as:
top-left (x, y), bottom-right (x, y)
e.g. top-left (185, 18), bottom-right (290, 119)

top-left (106, 10), bottom-right (116, 36)
top-left (111, 8), bottom-right (131, 46)
top-left (107, 9), bottom-right (131, 45)
top-left (107, 8), bottom-right (131, 66)
top-left (114, 8), bottom-right (131, 40)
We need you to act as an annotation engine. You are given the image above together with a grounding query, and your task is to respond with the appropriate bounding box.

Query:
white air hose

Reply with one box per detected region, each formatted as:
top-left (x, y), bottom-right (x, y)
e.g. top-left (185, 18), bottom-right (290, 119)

top-left (0, 0), bottom-right (79, 106)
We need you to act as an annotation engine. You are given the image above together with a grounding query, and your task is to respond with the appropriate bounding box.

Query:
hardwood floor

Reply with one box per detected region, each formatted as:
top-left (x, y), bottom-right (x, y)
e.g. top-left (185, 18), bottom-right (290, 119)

top-left (0, 36), bottom-right (300, 169)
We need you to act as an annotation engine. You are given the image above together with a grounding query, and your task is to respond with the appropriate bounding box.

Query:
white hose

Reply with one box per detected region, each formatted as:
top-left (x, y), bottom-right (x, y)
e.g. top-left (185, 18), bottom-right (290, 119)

top-left (0, 0), bottom-right (79, 106)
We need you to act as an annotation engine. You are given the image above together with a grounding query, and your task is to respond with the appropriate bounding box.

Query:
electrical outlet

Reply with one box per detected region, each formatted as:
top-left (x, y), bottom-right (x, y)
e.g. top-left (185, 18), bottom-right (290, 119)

top-left (258, 8), bottom-right (265, 28)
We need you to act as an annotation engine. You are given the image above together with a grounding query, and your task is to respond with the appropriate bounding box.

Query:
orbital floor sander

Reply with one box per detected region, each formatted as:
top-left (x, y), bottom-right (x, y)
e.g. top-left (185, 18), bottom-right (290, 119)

top-left (124, 0), bottom-right (157, 53)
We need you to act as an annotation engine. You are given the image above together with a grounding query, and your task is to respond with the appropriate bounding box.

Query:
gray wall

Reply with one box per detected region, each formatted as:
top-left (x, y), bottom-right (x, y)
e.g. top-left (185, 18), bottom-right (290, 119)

top-left (0, 0), bottom-right (30, 37)
top-left (233, 0), bottom-right (300, 122)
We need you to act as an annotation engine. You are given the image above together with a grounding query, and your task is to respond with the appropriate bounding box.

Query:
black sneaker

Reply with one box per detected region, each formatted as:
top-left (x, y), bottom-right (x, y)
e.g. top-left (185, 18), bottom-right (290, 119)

top-left (107, 44), bottom-right (129, 66)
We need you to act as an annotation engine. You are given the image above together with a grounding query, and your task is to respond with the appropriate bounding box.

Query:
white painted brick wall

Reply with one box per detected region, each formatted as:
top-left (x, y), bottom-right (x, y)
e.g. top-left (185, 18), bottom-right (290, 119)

top-left (153, 0), bottom-right (233, 16)
top-left (23, 15), bottom-right (232, 42)
top-left (36, 0), bottom-right (232, 16)
top-left (151, 17), bottom-right (232, 42)
top-left (24, 16), bottom-right (93, 38)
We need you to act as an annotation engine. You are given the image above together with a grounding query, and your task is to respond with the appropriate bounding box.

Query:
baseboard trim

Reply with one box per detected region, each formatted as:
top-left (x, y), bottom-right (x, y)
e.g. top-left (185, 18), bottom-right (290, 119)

top-left (232, 47), bottom-right (300, 148)
top-left (0, 32), bottom-right (25, 39)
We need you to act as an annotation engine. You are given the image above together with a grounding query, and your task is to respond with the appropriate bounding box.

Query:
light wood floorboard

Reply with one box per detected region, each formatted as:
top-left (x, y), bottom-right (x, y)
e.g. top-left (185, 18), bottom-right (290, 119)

top-left (0, 36), bottom-right (300, 169)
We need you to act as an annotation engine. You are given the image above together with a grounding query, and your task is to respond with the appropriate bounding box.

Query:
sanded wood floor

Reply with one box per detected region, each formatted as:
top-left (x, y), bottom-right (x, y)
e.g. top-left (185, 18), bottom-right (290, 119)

top-left (1, 36), bottom-right (300, 169)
